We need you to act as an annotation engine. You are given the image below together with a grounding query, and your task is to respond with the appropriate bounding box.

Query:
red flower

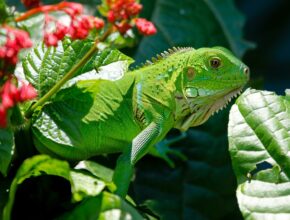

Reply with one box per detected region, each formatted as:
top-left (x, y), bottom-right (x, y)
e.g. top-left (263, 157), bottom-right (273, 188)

top-left (18, 83), bottom-right (38, 102)
top-left (68, 2), bottom-right (83, 15)
top-left (105, 0), bottom-right (156, 36)
top-left (106, 0), bottom-right (142, 20)
top-left (0, 106), bottom-right (7, 128)
top-left (43, 12), bottom-right (104, 46)
top-left (54, 22), bottom-right (69, 39)
top-left (0, 26), bottom-right (32, 65)
top-left (44, 33), bottom-right (58, 47)
top-left (0, 79), bottom-right (37, 128)
top-left (73, 16), bottom-right (104, 36)
top-left (115, 22), bottom-right (132, 34)
top-left (135, 18), bottom-right (157, 36)
top-left (1, 79), bottom-right (18, 109)
top-left (127, 2), bottom-right (142, 16)
top-left (93, 18), bottom-right (105, 29)
top-left (63, 2), bottom-right (83, 17)
top-left (21, 0), bottom-right (41, 9)
top-left (70, 22), bottom-right (89, 39)
top-left (1, 93), bottom-right (14, 110)
top-left (107, 10), bottom-right (115, 22)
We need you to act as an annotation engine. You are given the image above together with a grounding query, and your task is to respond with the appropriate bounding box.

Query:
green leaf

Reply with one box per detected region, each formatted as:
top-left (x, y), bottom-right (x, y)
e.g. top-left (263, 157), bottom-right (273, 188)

top-left (22, 38), bottom-right (95, 97)
top-left (3, 155), bottom-right (71, 220)
top-left (22, 40), bottom-right (134, 97)
top-left (66, 48), bottom-right (134, 85)
top-left (31, 79), bottom-right (127, 160)
top-left (229, 89), bottom-right (290, 183)
top-left (3, 155), bottom-right (108, 219)
top-left (94, 48), bottom-right (134, 70)
top-left (228, 89), bottom-right (290, 219)
top-left (135, 0), bottom-right (253, 63)
top-left (75, 160), bottom-right (114, 182)
top-left (70, 170), bottom-right (106, 202)
top-left (0, 128), bottom-right (14, 176)
top-left (57, 192), bottom-right (144, 220)
top-left (31, 47), bottom-right (134, 160)
top-left (237, 181), bottom-right (290, 219)
top-left (0, 0), bottom-right (8, 23)
top-left (105, 31), bottom-right (137, 49)
top-left (57, 195), bottom-right (103, 220)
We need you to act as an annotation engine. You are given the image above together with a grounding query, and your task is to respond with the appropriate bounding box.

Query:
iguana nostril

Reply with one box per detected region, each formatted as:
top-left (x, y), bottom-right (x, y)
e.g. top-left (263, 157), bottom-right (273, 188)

top-left (244, 67), bottom-right (250, 76)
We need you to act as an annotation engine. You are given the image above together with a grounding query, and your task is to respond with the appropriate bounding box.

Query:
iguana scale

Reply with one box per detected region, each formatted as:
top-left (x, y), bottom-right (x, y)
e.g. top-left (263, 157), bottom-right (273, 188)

top-left (32, 46), bottom-right (249, 197)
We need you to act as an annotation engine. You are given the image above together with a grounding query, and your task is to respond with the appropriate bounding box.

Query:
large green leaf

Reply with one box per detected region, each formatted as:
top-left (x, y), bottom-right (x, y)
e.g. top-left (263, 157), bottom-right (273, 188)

top-left (22, 39), bottom-right (94, 97)
top-left (2, 155), bottom-right (107, 220)
top-left (75, 160), bottom-right (114, 183)
top-left (66, 47), bottom-right (134, 87)
top-left (22, 39), bottom-right (133, 97)
top-left (237, 180), bottom-right (290, 219)
top-left (0, 128), bottom-right (14, 176)
top-left (30, 46), bottom-right (134, 161)
top-left (228, 89), bottom-right (290, 219)
top-left (3, 155), bottom-right (71, 220)
top-left (134, 0), bottom-right (253, 63)
top-left (57, 192), bottom-right (144, 220)
top-left (70, 170), bottom-right (106, 202)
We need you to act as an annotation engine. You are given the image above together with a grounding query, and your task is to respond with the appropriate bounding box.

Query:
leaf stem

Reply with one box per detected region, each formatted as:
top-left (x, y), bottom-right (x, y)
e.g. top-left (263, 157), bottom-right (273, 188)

top-left (25, 28), bottom-right (112, 118)
top-left (15, 2), bottom-right (79, 22)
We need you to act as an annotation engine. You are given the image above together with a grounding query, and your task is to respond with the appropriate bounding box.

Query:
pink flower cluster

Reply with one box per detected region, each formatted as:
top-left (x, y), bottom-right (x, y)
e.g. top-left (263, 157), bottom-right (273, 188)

top-left (0, 79), bottom-right (37, 127)
top-left (0, 26), bottom-right (33, 65)
top-left (135, 18), bottom-right (157, 36)
top-left (105, 0), bottom-right (157, 35)
top-left (43, 3), bottom-right (104, 46)
top-left (107, 0), bottom-right (142, 22)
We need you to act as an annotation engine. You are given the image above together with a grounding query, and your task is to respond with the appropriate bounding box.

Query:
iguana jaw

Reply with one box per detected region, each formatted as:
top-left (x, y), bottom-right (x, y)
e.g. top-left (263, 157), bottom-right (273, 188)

top-left (207, 86), bottom-right (243, 117)
top-left (177, 86), bottom-right (243, 131)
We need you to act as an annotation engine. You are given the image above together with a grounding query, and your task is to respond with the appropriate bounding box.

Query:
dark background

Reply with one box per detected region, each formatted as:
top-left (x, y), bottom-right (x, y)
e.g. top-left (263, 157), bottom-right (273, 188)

top-left (236, 0), bottom-right (290, 94)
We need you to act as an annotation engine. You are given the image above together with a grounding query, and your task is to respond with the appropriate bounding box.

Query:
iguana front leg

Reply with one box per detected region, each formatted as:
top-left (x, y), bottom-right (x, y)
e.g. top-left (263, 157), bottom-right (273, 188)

top-left (149, 132), bottom-right (187, 168)
top-left (113, 121), bottom-right (163, 197)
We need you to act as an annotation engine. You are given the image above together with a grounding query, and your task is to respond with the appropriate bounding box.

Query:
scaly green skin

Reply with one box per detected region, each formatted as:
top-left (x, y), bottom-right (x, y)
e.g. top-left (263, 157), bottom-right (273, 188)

top-left (33, 47), bottom-right (249, 197)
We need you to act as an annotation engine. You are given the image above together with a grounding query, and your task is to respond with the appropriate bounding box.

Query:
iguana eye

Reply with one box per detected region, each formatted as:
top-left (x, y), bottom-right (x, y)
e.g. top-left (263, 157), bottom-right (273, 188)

top-left (186, 67), bottom-right (195, 80)
top-left (210, 58), bottom-right (221, 69)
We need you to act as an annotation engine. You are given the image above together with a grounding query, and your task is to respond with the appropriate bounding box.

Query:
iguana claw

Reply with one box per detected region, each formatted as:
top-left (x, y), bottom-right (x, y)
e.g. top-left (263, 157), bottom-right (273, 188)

top-left (150, 132), bottom-right (188, 168)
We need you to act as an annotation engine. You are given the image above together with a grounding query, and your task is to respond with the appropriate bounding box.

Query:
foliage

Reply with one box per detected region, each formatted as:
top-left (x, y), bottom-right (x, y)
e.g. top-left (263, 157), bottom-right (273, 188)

top-left (228, 89), bottom-right (290, 219)
top-left (3, 155), bottom-right (143, 220)
top-left (0, 0), bottom-right (288, 220)
top-left (0, 128), bottom-right (13, 176)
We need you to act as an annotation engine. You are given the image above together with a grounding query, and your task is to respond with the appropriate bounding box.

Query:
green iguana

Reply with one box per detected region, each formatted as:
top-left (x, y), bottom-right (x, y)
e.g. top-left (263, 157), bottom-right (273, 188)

top-left (32, 46), bottom-right (249, 197)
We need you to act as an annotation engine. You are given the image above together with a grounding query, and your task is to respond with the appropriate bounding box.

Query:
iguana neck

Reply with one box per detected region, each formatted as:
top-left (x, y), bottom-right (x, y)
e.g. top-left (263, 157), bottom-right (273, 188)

top-left (130, 49), bottom-right (195, 123)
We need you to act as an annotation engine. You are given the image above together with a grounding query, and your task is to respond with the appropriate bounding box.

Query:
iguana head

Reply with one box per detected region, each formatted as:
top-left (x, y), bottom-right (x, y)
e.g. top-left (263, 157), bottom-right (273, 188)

top-left (174, 46), bottom-right (249, 131)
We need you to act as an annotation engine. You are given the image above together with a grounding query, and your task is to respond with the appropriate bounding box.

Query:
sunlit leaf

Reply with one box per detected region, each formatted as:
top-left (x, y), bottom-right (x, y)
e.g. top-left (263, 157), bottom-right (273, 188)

top-left (228, 89), bottom-right (290, 219)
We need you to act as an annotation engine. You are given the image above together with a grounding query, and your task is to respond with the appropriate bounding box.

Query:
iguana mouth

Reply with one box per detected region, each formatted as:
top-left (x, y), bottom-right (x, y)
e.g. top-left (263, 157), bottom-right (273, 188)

top-left (178, 87), bottom-right (243, 131)
top-left (207, 87), bottom-right (243, 117)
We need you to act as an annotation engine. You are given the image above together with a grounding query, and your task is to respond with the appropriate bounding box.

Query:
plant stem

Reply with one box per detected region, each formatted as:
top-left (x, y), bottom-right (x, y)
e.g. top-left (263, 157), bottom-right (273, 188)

top-left (25, 28), bottom-right (112, 118)
top-left (15, 2), bottom-right (78, 22)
